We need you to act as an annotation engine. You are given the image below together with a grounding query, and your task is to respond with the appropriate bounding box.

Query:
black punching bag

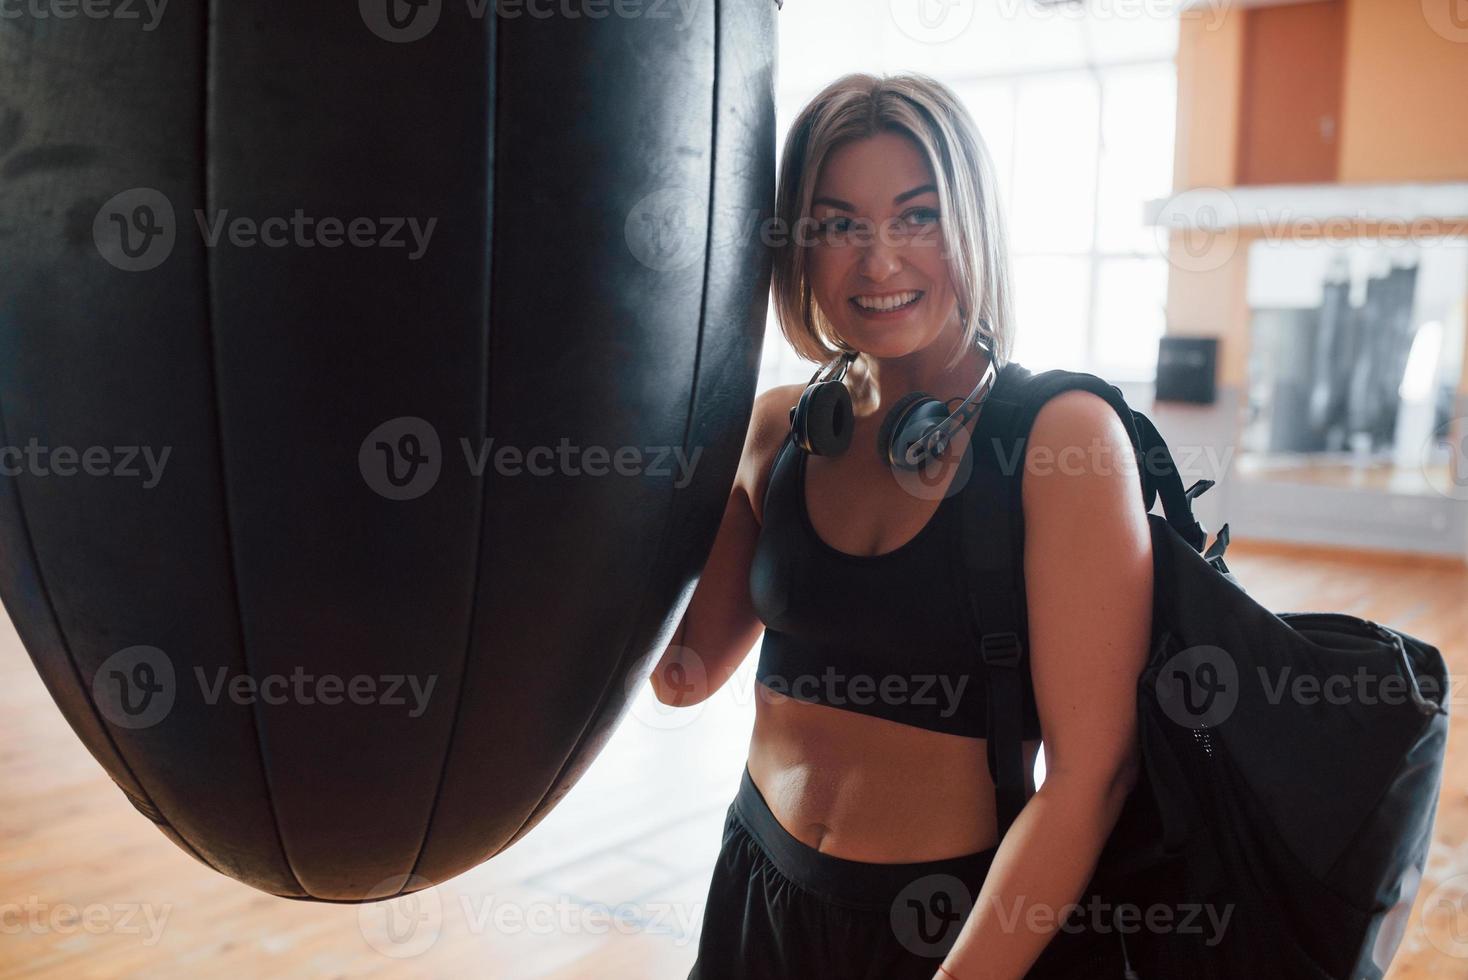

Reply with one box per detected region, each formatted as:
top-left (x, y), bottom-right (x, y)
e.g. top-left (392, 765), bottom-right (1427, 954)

top-left (0, 2), bottom-right (776, 900)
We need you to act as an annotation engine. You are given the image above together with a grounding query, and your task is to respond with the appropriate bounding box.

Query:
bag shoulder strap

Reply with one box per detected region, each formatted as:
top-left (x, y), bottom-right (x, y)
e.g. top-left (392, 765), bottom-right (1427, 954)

top-left (961, 363), bottom-right (1035, 837)
top-left (964, 367), bottom-right (1181, 839)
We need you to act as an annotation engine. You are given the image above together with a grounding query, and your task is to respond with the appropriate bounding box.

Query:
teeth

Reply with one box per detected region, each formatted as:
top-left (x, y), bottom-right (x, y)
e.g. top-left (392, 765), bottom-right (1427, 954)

top-left (854, 290), bottom-right (920, 311)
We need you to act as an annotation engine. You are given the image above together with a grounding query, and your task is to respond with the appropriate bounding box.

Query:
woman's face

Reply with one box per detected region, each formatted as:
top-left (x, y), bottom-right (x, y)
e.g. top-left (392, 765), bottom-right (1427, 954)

top-left (806, 130), bottom-right (960, 361)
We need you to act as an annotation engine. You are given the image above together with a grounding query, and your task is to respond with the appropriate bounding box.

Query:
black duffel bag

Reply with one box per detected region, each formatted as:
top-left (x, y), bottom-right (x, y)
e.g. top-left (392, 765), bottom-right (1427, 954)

top-left (961, 363), bottom-right (1450, 979)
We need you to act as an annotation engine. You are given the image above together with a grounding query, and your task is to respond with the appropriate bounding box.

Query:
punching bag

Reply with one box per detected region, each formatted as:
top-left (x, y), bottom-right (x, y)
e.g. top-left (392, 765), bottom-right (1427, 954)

top-left (0, 2), bottom-right (776, 900)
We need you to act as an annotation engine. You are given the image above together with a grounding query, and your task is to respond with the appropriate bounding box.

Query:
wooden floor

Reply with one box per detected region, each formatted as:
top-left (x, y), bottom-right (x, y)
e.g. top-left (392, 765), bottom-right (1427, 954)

top-left (1, 532), bottom-right (1466, 979)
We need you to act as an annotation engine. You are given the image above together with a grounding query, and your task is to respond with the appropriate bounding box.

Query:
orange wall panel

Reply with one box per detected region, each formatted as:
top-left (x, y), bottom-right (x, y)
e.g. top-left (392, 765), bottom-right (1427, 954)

top-left (1235, 1), bottom-right (1347, 185)
top-left (1338, 0), bottom-right (1468, 182)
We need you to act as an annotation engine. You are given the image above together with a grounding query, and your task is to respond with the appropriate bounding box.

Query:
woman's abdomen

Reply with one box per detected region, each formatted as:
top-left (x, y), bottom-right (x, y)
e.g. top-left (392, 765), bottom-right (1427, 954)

top-left (746, 679), bottom-right (1042, 863)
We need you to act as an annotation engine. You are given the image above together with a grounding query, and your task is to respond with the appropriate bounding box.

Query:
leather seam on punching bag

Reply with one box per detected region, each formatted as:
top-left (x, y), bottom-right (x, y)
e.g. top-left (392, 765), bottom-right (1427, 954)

top-left (504, 0), bottom-right (725, 849)
top-left (196, 3), bottom-right (309, 896)
top-left (0, 381), bottom-right (231, 874)
top-left (0, 398), bottom-right (221, 873)
top-left (403, 7), bottom-right (502, 897)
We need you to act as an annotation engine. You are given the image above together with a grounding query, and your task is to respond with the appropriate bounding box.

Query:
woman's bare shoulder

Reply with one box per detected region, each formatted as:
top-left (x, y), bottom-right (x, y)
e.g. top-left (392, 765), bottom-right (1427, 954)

top-left (735, 382), bottom-right (806, 526)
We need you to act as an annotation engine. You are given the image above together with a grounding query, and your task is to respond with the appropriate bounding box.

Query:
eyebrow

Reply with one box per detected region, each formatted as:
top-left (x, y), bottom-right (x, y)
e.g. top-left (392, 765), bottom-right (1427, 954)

top-left (811, 183), bottom-right (938, 212)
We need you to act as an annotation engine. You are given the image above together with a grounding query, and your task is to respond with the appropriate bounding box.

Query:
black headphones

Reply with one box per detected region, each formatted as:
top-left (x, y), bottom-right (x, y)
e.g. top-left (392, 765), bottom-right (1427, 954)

top-left (788, 334), bottom-right (999, 471)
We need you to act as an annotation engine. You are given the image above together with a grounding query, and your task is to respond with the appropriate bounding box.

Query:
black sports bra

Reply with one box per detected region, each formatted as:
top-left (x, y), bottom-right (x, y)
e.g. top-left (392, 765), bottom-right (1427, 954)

top-left (748, 402), bottom-right (1043, 741)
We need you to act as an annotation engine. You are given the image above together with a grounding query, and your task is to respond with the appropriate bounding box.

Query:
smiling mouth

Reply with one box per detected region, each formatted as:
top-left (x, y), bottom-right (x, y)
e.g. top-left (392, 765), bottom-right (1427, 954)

top-left (850, 290), bottom-right (924, 313)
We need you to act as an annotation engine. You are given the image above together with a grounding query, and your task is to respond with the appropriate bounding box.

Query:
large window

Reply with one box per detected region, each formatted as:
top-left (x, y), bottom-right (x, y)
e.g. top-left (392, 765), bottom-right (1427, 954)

top-left (761, 1), bottom-right (1179, 392)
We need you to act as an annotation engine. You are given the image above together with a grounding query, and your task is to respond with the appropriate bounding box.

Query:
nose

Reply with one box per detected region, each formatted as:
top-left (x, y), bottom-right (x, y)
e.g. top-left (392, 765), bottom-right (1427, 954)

top-left (855, 221), bottom-right (902, 283)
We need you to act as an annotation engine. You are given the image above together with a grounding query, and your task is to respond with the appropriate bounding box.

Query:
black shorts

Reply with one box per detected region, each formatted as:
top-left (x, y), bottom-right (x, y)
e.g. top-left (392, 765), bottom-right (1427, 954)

top-left (688, 765), bottom-right (1131, 980)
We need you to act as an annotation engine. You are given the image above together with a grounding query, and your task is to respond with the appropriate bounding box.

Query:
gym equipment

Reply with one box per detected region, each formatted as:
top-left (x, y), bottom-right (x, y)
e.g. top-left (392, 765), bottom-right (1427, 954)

top-left (0, 2), bottom-right (778, 901)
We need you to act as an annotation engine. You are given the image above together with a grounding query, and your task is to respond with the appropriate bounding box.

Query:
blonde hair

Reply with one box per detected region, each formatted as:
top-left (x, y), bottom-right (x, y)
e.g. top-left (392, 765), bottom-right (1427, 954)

top-left (771, 72), bottom-right (1015, 380)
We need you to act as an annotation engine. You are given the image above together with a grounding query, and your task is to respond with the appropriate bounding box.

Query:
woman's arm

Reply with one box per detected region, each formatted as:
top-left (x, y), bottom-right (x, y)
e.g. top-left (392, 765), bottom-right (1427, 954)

top-left (937, 389), bottom-right (1154, 980)
top-left (648, 383), bottom-right (804, 707)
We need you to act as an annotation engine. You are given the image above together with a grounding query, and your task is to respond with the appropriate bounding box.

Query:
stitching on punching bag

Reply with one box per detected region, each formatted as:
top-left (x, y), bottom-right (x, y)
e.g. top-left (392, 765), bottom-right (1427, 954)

top-left (195, 0), bottom-right (306, 895)
top-left (505, 0), bottom-right (727, 851)
top-left (407, 0), bottom-right (503, 895)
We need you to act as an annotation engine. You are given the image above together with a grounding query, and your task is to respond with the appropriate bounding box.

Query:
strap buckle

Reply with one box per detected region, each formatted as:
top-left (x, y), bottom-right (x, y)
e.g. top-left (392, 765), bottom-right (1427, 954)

top-left (981, 631), bottom-right (1022, 668)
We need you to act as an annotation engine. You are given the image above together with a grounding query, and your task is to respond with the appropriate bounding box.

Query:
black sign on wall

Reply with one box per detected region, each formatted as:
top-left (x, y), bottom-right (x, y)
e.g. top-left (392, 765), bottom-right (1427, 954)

top-left (1156, 336), bottom-right (1218, 404)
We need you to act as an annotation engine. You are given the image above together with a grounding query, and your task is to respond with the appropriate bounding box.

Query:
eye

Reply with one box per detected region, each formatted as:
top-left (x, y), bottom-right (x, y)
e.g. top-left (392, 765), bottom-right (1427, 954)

top-left (903, 207), bottom-right (940, 227)
top-left (816, 216), bottom-right (856, 245)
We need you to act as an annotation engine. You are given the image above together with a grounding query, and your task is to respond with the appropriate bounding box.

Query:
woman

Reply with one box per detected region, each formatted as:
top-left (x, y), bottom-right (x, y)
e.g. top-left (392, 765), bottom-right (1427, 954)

top-left (650, 72), bottom-right (1154, 980)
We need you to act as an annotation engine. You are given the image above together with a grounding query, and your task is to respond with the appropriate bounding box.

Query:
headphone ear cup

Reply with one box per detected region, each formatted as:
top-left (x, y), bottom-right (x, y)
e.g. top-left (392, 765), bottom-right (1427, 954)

top-left (793, 380), bottom-right (854, 456)
top-left (877, 390), bottom-right (932, 469)
top-left (879, 391), bottom-right (954, 470)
